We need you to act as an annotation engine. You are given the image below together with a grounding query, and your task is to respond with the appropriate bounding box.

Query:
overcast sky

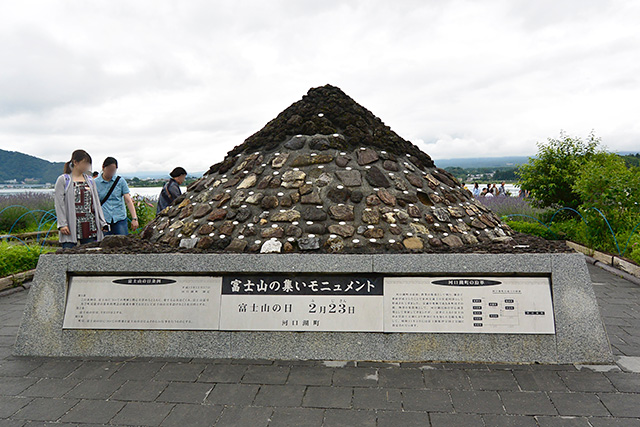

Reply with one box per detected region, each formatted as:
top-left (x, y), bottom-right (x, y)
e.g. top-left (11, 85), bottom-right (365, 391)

top-left (1, 0), bottom-right (639, 175)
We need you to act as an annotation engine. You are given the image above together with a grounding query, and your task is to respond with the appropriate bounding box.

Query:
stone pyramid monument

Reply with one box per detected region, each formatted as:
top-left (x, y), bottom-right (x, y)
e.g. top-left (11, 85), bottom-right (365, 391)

top-left (141, 85), bottom-right (513, 253)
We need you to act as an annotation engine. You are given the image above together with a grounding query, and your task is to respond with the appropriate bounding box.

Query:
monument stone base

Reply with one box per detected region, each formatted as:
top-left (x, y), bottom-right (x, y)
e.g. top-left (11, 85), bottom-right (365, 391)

top-left (14, 252), bottom-right (613, 364)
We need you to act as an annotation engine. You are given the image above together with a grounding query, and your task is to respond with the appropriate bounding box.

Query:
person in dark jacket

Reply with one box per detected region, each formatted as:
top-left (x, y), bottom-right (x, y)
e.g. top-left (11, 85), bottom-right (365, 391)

top-left (156, 167), bottom-right (187, 215)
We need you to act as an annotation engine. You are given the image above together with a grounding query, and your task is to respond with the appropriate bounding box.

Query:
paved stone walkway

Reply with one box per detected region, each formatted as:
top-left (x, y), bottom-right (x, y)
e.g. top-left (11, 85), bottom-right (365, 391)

top-left (1, 263), bottom-right (639, 426)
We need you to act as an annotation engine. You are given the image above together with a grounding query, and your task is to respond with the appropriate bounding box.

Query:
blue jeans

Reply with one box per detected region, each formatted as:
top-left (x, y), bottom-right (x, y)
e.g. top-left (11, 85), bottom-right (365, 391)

top-left (104, 219), bottom-right (129, 236)
top-left (62, 237), bottom-right (96, 249)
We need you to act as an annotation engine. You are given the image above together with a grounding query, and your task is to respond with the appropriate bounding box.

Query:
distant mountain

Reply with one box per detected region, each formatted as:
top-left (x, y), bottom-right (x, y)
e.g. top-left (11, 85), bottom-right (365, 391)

top-left (436, 152), bottom-right (640, 172)
top-left (434, 156), bottom-right (531, 169)
top-left (0, 149), bottom-right (207, 183)
top-left (0, 149), bottom-right (65, 184)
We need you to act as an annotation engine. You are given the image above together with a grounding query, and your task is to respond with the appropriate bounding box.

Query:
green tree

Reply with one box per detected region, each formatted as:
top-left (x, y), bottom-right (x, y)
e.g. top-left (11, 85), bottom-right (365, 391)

top-left (444, 167), bottom-right (467, 180)
top-left (493, 168), bottom-right (517, 181)
top-left (573, 152), bottom-right (640, 240)
top-left (621, 153), bottom-right (640, 168)
top-left (516, 131), bottom-right (602, 209)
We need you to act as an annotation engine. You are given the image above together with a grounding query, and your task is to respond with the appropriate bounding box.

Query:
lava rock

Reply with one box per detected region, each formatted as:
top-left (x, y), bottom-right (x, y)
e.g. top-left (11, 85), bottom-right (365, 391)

top-left (382, 160), bottom-right (399, 171)
top-left (300, 206), bottom-right (328, 221)
top-left (357, 148), bottom-right (379, 165)
top-left (362, 208), bottom-right (381, 224)
top-left (260, 240), bottom-right (282, 253)
top-left (365, 166), bottom-right (391, 188)
top-left (306, 223), bottom-right (326, 235)
top-left (271, 152), bottom-right (290, 168)
top-left (377, 188), bottom-right (396, 206)
top-left (300, 190), bottom-right (322, 204)
top-left (335, 170), bottom-right (362, 187)
top-left (329, 205), bottom-right (355, 221)
top-left (327, 187), bottom-right (351, 203)
top-left (291, 154), bottom-right (334, 167)
top-left (298, 236), bottom-right (320, 250)
top-left (283, 137), bottom-right (305, 150)
top-left (442, 235), bottom-right (464, 248)
top-left (335, 155), bottom-right (351, 167)
top-left (261, 196), bottom-right (279, 209)
top-left (193, 204), bottom-right (213, 219)
top-left (403, 237), bottom-right (424, 250)
top-left (208, 209), bottom-right (227, 221)
top-left (350, 190), bottom-right (364, 203)
top-left (237, 174), bottom-right (257, 189)
top-left (328, 224), bottom-right (355, 237)
top-left (271, 209), bottom-right (301, 222)
top-left (227, 239), bottom-right (248, 252)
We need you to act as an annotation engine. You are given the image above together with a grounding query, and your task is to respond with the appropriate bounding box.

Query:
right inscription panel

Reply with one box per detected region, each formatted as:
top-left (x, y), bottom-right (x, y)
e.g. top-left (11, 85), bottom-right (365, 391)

top-left (383, 276), bottom-right (555, 334)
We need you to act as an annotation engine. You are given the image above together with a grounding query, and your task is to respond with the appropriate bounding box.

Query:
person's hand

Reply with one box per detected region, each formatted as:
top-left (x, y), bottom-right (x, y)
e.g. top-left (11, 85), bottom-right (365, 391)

top-left (59, 226), bottom-right (70, 235)
top-left (131, 219), bottom-right (139, 231)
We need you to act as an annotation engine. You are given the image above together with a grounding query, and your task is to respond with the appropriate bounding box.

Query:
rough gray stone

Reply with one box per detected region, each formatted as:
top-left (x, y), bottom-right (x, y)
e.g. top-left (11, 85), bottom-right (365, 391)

top-left (13, 253), bottom-right (612, 364)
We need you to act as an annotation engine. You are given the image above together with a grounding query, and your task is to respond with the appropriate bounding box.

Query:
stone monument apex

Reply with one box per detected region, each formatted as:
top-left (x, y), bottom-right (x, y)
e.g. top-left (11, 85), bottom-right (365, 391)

top-left (142, 84), bottom-right (514, 253)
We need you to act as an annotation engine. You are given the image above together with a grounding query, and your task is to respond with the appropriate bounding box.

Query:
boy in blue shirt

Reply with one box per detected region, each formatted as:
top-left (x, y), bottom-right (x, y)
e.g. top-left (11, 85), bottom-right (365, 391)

top-left (96, 157), bottom-right (139, 235)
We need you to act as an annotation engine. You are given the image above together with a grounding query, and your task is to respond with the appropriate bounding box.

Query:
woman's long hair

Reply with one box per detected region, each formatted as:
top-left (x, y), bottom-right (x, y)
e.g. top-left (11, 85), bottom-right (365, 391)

top-left (63, 150), bottom-right (92, 174)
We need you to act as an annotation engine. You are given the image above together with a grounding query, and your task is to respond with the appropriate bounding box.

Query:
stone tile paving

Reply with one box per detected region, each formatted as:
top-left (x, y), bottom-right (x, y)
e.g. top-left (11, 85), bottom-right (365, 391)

top-left (0, 262), bottom-right (639, 426)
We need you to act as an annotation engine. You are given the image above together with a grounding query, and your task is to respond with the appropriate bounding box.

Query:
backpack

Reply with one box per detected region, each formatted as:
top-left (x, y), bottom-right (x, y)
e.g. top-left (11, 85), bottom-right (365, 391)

top-left (162, 180), bottom-right (174, 203)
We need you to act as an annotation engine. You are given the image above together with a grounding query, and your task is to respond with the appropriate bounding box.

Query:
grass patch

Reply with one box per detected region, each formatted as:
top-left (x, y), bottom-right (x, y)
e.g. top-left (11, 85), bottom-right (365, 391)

top-left (0, 241), bottom-right (56, 278)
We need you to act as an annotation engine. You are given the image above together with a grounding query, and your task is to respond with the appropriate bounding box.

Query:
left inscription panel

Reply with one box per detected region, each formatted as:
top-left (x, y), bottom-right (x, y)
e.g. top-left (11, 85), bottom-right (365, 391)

top-left (63, 275), bottom-right (222, 330)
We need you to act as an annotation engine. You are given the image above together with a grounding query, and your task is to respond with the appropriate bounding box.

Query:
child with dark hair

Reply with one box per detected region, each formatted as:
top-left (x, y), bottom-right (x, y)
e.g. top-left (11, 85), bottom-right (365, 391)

top-left (55, 150), bottom-right (108, 249)
top-left (156, 167), bottom-right (187, 215)
top-left (97, 157), bottom-right (138, 235)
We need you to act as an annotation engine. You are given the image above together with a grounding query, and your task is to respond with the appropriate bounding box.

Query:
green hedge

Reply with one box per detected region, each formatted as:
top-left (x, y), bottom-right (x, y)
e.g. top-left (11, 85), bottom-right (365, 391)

top-left (507, 219), bottom-right (640, 265)
top-left (0, 241), bottom-right (55, 277)
top-left (506, 220), bottom-right (558, 241)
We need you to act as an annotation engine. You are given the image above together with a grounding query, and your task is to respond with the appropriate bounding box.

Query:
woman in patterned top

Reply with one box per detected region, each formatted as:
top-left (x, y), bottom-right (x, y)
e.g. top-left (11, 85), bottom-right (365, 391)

top-left (54, 150), bottom-right (108, 249)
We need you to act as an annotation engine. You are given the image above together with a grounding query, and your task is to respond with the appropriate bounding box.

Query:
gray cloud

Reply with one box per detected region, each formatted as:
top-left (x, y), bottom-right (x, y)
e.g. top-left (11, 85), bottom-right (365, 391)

top-left (0, 0), bottom-right (638, 175)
